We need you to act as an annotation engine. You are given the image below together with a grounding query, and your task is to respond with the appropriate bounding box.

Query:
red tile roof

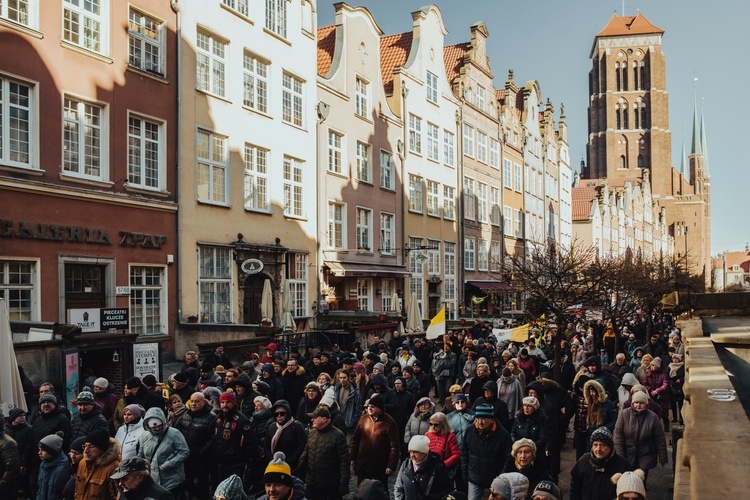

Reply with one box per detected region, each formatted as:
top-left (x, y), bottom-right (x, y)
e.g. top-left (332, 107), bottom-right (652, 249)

top-left (496, 88), bottom-right (505, 101)
top-left (596, 13), bottom-right (664, 37)
top-left (317, 25), bottom-right (336, 77)
top-left (443, 43), bottom-right (468, 86)
top-left (571, 185), bottom-right (599, 220)
top-left (725, 251), bottom-right (750, 272)
top-left (572, 200), bottom-right (594, 220)
top-left (380, 32), bottom-right (413, 95)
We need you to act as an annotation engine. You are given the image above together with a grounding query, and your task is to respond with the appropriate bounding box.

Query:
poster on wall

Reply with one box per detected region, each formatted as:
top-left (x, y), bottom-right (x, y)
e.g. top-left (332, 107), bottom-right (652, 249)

top-left (63, 349), bottom-right (79, 417)
top-left (133, 343), bottom-right (160, 381)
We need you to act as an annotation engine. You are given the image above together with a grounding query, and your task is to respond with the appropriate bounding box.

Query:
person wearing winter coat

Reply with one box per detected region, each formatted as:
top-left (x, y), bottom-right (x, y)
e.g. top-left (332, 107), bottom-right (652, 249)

top-left (298, 406), bottom-right (349, 500)
top-left (468, 364), bottom-right (493, 405)
top-left (0, 411), bottom-right (20, 499)
top-left (501, 439), bottom-right (551, 499)
top-left (209, 391), bottom-right (258, 483)
top-left (431, 344), bottom-right (457, 401)
top-left (613, 391), bottom-right (668, 481)
top-left (425, 412), bottom-right (460, 483)
top-left (471, 380), bottom-right (511, 432)
top-left (395, 435), bottom-right (452, 500)
top-left (296, 382), bottom-right (323, 430)
top-left (266, 400), bottom-right (307, 472)
top-left (71, 388), bottom-right (109, 442)
top-left (256, 452), bottom-right (308, 500)
top-left (668, 353), bottom-right (685, 425)
top-left (92, 378), bottom-right (118, 426)
top-left (36, 432), bottom-right (71, 500)
top-left (333, 371), bottom-right (363, 432)
top-left (404, 397), bottom-right (435, 444)
top-left (510, 397), bottom-right (548, 468)
top-left (136, 407), bottom-right (189, 495)
top-left (260, 364), bottom-right (285, 403)
top-left (642, 356), bottom-right (670, 429)
top-left (73, 428), bottom-right (121, 500)
top-left (62, 437), bottom-right (85, 500)
top-left (461, 404), bottom-right (512, 500)
top-left (570, 427), bottom-right (632, 500)
top-left (5, 407), bottom-right (32, 496)
top-left (176, 393), bottom-right (215, 500)
top-left (498, 368), bottom-right (524, 425)
top-left (617, 373), bottom-right (640, 409)
top-left (114, 404), bottom-right (146, 460)
top-left (445, 394), bottom-right (475, 447)
top-left (281, 360), bottom-right (310, 416)
top-left (582, 380), bottom-right (617, 443)
top-left (582, 357), bottom-right (620, 403)
top-left (31, 395), bottom-right (72, 498)
top-left (110, 457), bottom-right (175, 500)
top-left (350, 394), bottom-right (400, 489)
top-left (489, 472), bottom-right (529, 500)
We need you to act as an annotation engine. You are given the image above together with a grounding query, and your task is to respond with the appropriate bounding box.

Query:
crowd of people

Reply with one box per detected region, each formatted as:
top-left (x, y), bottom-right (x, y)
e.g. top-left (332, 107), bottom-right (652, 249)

top-left (0, 314), bottom-right (683, 500)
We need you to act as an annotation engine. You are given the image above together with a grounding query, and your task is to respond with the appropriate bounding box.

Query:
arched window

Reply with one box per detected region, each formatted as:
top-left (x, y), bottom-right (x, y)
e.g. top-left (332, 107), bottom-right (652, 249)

top-left (622, 62), bottom-right (628, 91)
top-left (620, 155), bottom-right (626, 169)
top-left (633, 61), bottom-right (639, 90)
top-left (640, 104), bottom-right (647, 129)
top-left (615, 63), bottom-right (621, 91)
top-left (640, 61), bottom-right (646, 89)
top-left (634, 103), bottom-right (640, 128)
top-left (638, 155), bottom-right (644, 169)
top-left (623, 106), bottom-right (629, 129)
top-left (615, 105), bottom-right (621, 129)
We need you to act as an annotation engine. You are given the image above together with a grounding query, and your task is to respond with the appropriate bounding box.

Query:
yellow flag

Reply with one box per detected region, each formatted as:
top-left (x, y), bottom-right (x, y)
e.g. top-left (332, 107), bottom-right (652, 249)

top-left (425, 306), bottom-right (446, 340)
top-left (510, 323), bottom-right (530, 343)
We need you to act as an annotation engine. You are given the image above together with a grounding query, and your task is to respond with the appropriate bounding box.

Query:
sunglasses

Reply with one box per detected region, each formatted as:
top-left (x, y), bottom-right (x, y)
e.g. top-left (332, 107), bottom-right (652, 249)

top-left (274, 412), bottom-right (287, 417)
top-left (428, 422), bottom-right (439, 427)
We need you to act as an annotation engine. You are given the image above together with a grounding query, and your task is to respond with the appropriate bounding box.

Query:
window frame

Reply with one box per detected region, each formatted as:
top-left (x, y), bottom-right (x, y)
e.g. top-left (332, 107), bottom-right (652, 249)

top-left (128, 8), bottom-right (164, 76)
top-left (62, 95), bottom-right (108, 181)
top-left (282, 72), bottom-right (304, 127)
top-left (127, 112), bottom-right (165, 191)
top-left (443, 130), bottom-right (455, 167)
top-left (426, 71), bottom-right (439, 103)
top-left (129, 265), bottom-right (167, 336)
top-left (490, 186), bottom-right (501, 226)
top-left (463, 123), bottom-right (474, 158)
top-left (408, 113), bottom-right (422, 154)
top-left (504, 206), bottom-right (513, 236)
top-left (355, 76), bottom-right (369, 118)
top-left (327, 201), bottom-right (346, 249)
top-left (196, 128), bottom-right (228, 205)
top-left (355, 141), bottom-right (371, 183)
top-left (356, 206), bottom-right (372, 251)
top-left (380, 212), bottom-right (395, 255)
top-left (283, 155), bottom-right (304, 217)
top-left (463, 176), bottom-right (475, 221)
top-left (327, 129), bottom-right (344, 175)
top-left (477, 238), bottom-right (489, 271)
top-left (63, 0), bottom-right (109, 55)
top-left (243, 142), bottom-right (270, 212)
top-left (0, 75), bottom-right (36, 170)
top-left (426, 180), bottom-right (440, 217)
top-left (380, 149), bottom-right (394, 190)
top-left (476, 131), bottom-right (488, 164)
top-left (287, 253), bottom-right (308, 317)
top-left (409, 174), bottom-right (423, 213)
top-left (477, 182), bottom-right (488, 223)
top-left (464, 237), bottom-right (476, 271)
top-left (0, 259), bottom-right (39, 321)
top-left (503, 158), bottom-right (512, 189)
top-left (265, 0), bottom-right (287, 38)
top-left (443, 186), bottom-right (455, 220)
top-left (195, 30), bottom-right (227, 98)
top-left (198, 246), bottom-right (232, 323)
top-left (426, 122), bottom-right (439, 161)
top-left (243, 51), bottom-right (269, 114)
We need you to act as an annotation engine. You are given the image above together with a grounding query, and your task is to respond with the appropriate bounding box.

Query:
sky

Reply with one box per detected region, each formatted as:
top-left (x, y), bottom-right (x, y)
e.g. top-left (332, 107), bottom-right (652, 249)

top-left (319, 0), bottom-right (749, 256)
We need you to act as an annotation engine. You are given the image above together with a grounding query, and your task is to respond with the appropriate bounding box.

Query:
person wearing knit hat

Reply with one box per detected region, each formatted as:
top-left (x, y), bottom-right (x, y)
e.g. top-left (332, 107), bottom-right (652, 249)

top-left (93, 377), bottom-right (109, 390)
top-left (521, 396), bottom-right (540, 411)
top-left (352, 391), bottom-right (400, 489)
top-left (114, 403), bottom-right (146, 460)
top-left (259, 362), bottom-right (284, 403)
top-left (489, 472), bottom-right (529, 500)
top-left (511, 438), bottom-right (537, 460)
top-left (531, 479), bottom-right (561, 500)
top-left (71, 386), bottom-right (108, 442)
top-left (92, 377), bottom-right (118, 428)
top-left (263, 451), bottom-right (294, 494)
top-left (502, 437), bottom-right (549, 499)
top-left (372, 362), bottom-right (386, 374)
top-left (353, 361), bottom-right (366, 375)
top-left (615, 381), bottom-right (668, 478)
top-left (570, 426), bottom-right (631, 500)
top-left (76, 387), bottom-right (95, 405)
top-left (213, 474), bottom-right (248, 500)
top-left (462, 401), bottom-right (512, 497)
top-left (395, 434), bottom-right (452, 499)
top-left (37, 431), bottom-right (70, 500)
top-left (68, 436), bottom-right (86, 474)
top-left (74, 427), bottom-right (120, 499)
top-left (612, 469), bottom-right (647, 499)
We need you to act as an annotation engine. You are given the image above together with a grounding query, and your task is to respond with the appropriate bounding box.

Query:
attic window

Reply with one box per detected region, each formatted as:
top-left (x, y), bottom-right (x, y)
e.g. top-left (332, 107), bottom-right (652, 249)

top-left (733, 265), bottom-right (740, 272)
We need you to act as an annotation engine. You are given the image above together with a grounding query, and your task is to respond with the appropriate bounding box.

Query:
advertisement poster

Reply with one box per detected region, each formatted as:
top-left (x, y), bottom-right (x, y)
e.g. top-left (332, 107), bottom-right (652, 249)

top-left (64, 349), bottom-right (80, 417)
top-left (133, 342), bottom-right (160, 381)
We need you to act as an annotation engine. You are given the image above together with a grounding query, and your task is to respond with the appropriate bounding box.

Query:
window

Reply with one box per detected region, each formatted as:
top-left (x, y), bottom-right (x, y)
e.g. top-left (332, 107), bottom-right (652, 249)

top-left (243, 143), bottom-right (269, 211)
top-left (427, 123), bottom-right (439, 161)
top-left (283, 156), bottom-right (304, 217)
top-left (514, 163), bottom-right (522, 192)
top-left (198, 246), bottom-right (232, 323)
top-left (196, 31), bottom-right (226, 97)
top-left (409, 175), bottom-right (423, 213)
top-left (0, 260), bottom-right (36, 321)
top-left (327, 202), bottom-right (345, 248)
top-left (476, 131), bottom-right (488, 163)
top-left (515, 209), bottom-right (523, 237)
top-left (491, 241), bottom-right (501, 272)
top-left (381, 279), bottom-right (394, 311)
top-left (63, 0), bottom-right (107, 54)
top-left (490, 138), bottom-right (500, 169)
top-left (427, 180), bottom-right (440, 217)
top-left (356, 141), bottom-right (370, 183)
top-left (327, 130), bottom-right (343, 174)
top-left (127, 115), bottom-right (162, 190)
top-left (128, 9), bottom-right (163, 75)
top-left (443, 186), bottom-right (455, 220)
top-left (463, 123), bottom-right (474, 158)
top-left (478, 239), bottom-right (488, 271)
top-left (502, 159), bottom-right (512, 188)
top-left (288, 253), bottom-right (308, 317)
top-left (356, 207), bottom-right (372, 251)
top-left (357, 279), bottom-right (371, 311)
top-left (0, 77), bottom-right (32, 168)
top-left (444, 130), bottom-right (455, 167)
top-left (408, 114), bottom-right (422, 154)
top-left (504, 206), bottom-right (513, 236)
top-left (476, 86), bottom-right (486, 111)
top-left (130, 266), bottom-right (165, 335)
top-left (282, 73), bottom-right (303, 127)
top-left (444, 242), bottom-right (456, 318)
top-left (444, 242), bottom-right (456, 276)
top-left (477, 182), bottom-right (488, 223)
top-left (196, 130), bottom-right (227, 204)
top-left (265, 0), bottom-right (287, 38)
top-left (243, 52), bottom-right (268, 113)
top-left (463, 176), bottom-right (475, 220)
top-left (490, 187), bottom-right (501, 226)
top-left (426, 71), bottom-right (438, 103)
top-left (1, 0), bottom-right (32, 27)
top-left (380, 212), bottom-right (395, 255)
top-left (408, 236), bottom-right (423, 274)
top-left (223, 0), bottom-right (248, 16)
top-left (464, 238), bottom-right (475, 271)
top-left (380, 150), bottom-right (394, 190)
top-left (63, 96), bottom-right (105, 180)
top-left (355, 77), bottom-right (369, 117)
top-left (427, 240), bottom-right (440, 275)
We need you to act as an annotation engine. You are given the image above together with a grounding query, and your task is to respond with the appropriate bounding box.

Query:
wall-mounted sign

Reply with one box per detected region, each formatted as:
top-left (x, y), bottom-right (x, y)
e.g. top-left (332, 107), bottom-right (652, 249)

top-left (133, 342), bottom-right (160, 380)
top-left (116, 286), bottom-right (131, 296)
top-left (67, 309), bottom-right (101, 332)
top-left (0, 219), bottom-right (167, 249)
top-left (241, 258), bottom-right (264, 274)
top-left (101, 308), bottom-right (129, 329)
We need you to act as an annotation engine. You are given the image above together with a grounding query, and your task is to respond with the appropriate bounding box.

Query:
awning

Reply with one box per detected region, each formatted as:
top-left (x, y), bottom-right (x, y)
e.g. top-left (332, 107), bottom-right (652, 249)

top-left (467, 280), bottom-right (514, 292)
top-left (324, 261), bottom-right (410, 278)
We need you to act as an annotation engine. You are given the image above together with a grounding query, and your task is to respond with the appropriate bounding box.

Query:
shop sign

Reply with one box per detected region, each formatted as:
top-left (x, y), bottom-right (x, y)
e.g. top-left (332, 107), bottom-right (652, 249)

top-left (64, 349), bottom-right (80, 416)
top-left (0, 219), bottom-right (167, 249)
top-left (241, 258), bottom-right (264, 274)
top-left (133, 342), bottom-right (160, 380)
top-left (68, 309), bottom-right (101, 332)
top-left (101, 308), bottom-right (129, 329)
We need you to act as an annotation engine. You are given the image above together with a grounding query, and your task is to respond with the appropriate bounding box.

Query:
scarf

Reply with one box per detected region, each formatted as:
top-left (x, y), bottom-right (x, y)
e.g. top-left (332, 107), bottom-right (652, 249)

top-left (668, 361), bottom-right (684, 378)
top-left (271, 417), bottom-right (295, 453)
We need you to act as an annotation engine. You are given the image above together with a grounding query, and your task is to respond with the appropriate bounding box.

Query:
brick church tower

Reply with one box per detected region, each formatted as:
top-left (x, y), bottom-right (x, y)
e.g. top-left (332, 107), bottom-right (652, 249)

top-left (583, 13), bottom-right (712, 287)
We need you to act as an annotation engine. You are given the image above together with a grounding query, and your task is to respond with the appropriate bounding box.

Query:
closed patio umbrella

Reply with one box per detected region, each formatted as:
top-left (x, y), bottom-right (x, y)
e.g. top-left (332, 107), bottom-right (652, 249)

top-left (0, 298), bottom-right (28, 414)
top-left (261, 279), bottom-right (273, 324)
top-left (405, 292), bottom-right (423, 333)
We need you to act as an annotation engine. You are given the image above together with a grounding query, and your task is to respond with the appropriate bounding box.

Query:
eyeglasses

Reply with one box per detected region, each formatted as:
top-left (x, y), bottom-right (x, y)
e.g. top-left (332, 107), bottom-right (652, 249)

top-left (274, 412), bottom-right (287, 417)
top-left (428, 422), bottom-right (439, 427)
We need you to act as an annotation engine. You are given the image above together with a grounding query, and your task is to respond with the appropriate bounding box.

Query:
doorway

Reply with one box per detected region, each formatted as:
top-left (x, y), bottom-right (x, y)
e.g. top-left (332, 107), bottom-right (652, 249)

top-left (243, 274), bottom-right (269, 324)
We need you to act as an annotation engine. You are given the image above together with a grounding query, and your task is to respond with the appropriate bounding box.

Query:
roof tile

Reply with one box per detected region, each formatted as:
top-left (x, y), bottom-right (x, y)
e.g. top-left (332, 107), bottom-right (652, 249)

top-left (443, 43), bottom-right (469, 85)
top-left (380, 32), bottom-right (413, 95)
top-left (596, 13), bottom-right (664, 37)
top-left (317, 25), bottom-right (336, 77)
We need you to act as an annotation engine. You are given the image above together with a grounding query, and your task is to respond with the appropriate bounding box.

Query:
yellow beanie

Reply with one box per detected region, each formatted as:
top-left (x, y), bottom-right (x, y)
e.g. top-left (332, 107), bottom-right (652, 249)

top-left (265, 452), bottom-right (292, 487)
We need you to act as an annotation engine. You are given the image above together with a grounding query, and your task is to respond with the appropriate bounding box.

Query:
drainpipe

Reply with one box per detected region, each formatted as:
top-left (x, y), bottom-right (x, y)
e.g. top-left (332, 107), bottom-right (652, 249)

top-left (400, 82), bottom-right (408, 283)
top-left (315, 101), bottom-right (330, 329)
top-left (171, 0), bottom-right (183, 341)
top-left (457, 91), bottom-right (464, 319)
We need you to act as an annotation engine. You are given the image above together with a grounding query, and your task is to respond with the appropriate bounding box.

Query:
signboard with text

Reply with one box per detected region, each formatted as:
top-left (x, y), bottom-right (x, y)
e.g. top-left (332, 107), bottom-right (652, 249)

top-left (133, 343), bottom-right (160, 380)
top-left (63, 349), bottom-right (80, 416)
top-left (101, 308), bottom-right (129, 329)
top-left (67, 308), bottom-right (129, 332)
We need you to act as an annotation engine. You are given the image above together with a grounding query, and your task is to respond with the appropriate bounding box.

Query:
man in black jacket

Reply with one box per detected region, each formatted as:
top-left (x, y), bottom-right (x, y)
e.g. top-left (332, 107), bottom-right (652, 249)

top-left (211, 392), bottom-right (257, 483)
top-left (29, 394), bottom-right (72, 498)
top-left (365, 374), bottom-right (399, 419)
top-left (461, 404), bottom-right (512, 500)
top-left (177, 393), bottom-right (215, 500)
top-left (298, 406), bottom-right (349, 500)
top-left (570, 426), bottom-right (632, 500)
top-left (111, 457), bottom-right (174, 500)
top-left (71, 387), bottom-right (108, 441)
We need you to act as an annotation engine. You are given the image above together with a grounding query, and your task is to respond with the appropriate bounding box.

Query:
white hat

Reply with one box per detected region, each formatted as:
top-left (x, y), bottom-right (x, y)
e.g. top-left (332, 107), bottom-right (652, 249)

top-left (613, 469), bottom-right (646, 497)
top-left (407, 435), bottom-right (430, 454)
top-left (93, 377), bottom-right (109, 389)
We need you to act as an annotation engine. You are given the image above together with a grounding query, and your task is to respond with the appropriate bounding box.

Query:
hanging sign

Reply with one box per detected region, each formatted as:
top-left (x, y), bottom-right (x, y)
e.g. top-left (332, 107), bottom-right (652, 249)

top-left (241, 258), bottom-right (264, 274)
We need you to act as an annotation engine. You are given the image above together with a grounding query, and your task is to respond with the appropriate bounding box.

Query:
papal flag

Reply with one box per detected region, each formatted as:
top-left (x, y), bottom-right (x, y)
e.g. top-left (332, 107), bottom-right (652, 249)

top-left (425, 306), bottom-right (446, 340)
top-left (510, 323), bottom-right (530, 343)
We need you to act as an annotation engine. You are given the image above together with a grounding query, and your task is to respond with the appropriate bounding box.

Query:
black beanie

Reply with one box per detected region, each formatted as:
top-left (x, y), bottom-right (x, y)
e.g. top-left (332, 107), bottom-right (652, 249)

top-left (86, 428), bottom-right (111, 451)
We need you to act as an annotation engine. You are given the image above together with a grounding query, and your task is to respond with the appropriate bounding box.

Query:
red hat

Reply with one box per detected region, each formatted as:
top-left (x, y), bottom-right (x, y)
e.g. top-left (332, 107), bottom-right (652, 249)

top-left (219, 392), bottom-right (236, 404)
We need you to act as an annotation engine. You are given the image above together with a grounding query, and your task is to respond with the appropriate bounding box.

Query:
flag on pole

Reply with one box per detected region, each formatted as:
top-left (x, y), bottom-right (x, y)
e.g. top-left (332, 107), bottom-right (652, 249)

top-left (425, 306), bottom-right (446, 340)
top-left (510, 323), bottom-right (530, 343)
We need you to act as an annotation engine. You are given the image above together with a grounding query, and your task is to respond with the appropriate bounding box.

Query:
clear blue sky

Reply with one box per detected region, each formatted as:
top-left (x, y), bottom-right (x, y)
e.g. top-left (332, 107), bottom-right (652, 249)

top-left (319, 0), bottom-right (749, 256)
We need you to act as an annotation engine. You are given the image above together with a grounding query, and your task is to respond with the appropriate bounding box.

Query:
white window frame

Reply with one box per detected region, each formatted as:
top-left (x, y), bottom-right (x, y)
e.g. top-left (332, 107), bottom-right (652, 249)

top-left (464, 237), bottom-right (476, 271)
top-left (196, 30), bottom-right (227, 98)
top-left (288, 253), bottom-right (308, 317)
top-left (427, 239), bottom-right (440, 275)
top-left (198, 246), bottom-right (232, 323)
top-left (515, 209), bottom-right (523, 238)
top-left (355, 76), bottom-right (369, 118)
top-left (243, 142), bottom-right (269, 211)
top-left (426, 122), bottom-right (439, 161)
top-left (63, 0), bottom-right (108, 55)
top-left (477, 182), bottom-right (488, 223)
top-left (265, 0), bottom-right (287, 38)
top-left (243, 52), bottom-right (269, 113)
top-left (427, 180), bottom-right (440, 217)
top-left (444, 242), bottom-right (456, 276)
top-left (426, 71), bottom-right (439, 103)
top-left (490, 138), bottom-right (500, 169)
top-left (327, 201), bottom-right (346, 249)
top-left (503, 158), bottom-right (512, 189)
top-left (409, 174), bottom-right (423, 213)
top-left (490, 187), bottom-right (501, 226)
top-left (1, 0), bottom-right (37, 29)
top-left (514, 163), bottom-right (522, 192)
top-left (283, 155), bottom-right (304, 217)
top-left (443, 130), bottom-right (455, 167)
top-left (478, 239), bottom-right (489, 271)
top-left (356, 141), bottom-right (370, 183)
top-left (127, 113), bottom-right (164, 191)
top-left (380, 150), bottom-right (394, 190)
top-left (443, 186), bottom-right (455, 220)
top-left (356, 207), bottom-right (372, 251)
top-left (223, 0), bottom-right (249, 17)
top-left (0, 259), bottom-right (39, 321)
top-left (490, 241), bottom-right (501, 272)
top-left (327, 129), bottom-right (344, 174)
top-left (381, 279), bottom-right (395, 311)
top-left (408, 114), bottom-right (422, 154)
top-left (475, 85), bottom-right (486, 111)
top-left (63, 95), bottom-right (107, 181)
top-left (463, 123), bottom-right (474, 158)
top-left (0, 76), bottom-right (35, 169)
top-left (504, 206), bottom-right (513, 236)
top-left (380, 212), bottom-right (395, 255)
top-left (196, 129), bottom-right (228, 205)
top-left (464, 176), bottom-right (475, 220)
top-left (129, 265), bottom-right (166, 335)
top-left (282, 72), bottom-right (303, 127)
top-left (477, 131), bottom-right (488, 164)
top-left (128, 8), bottom-right (164, 75)
top-left (357, 279), bottom-right (371, 311)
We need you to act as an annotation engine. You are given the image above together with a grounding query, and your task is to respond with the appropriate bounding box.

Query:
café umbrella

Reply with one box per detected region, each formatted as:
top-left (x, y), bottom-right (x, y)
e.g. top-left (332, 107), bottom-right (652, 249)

top-left (0, 298), bottom-right (28, 414)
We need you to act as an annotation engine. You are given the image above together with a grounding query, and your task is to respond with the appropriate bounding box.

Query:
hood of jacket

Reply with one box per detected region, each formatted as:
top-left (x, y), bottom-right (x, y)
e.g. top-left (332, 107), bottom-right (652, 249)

top-left (142, 406), bottom-right (167, 432)
top-left (282, 366), bottom-right (307, 377)
top-left (621, 372), bottom-right (638, 388)
top-left (370, 373), bottom-right (389, 388)
top-left (583, 379), bottom-right (607, 404)
top-left (92, 438), bottom-right (121, 467)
